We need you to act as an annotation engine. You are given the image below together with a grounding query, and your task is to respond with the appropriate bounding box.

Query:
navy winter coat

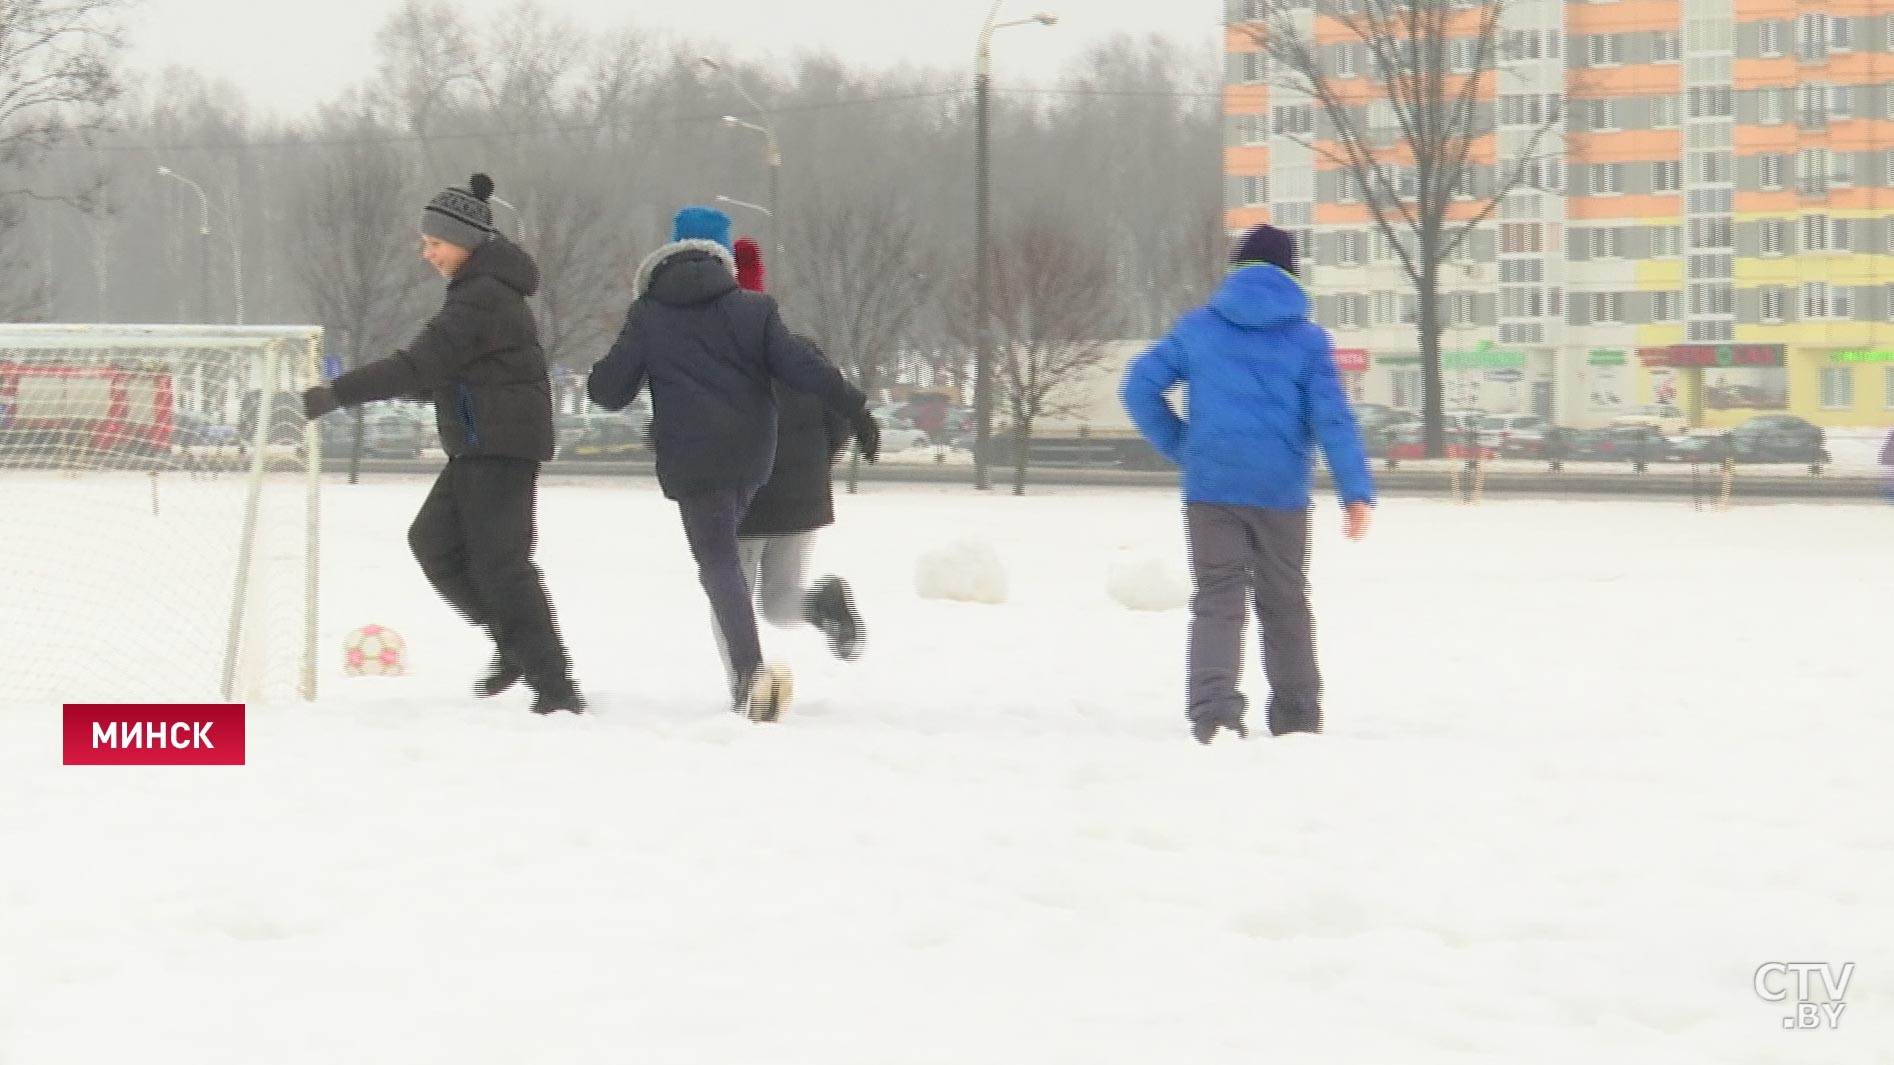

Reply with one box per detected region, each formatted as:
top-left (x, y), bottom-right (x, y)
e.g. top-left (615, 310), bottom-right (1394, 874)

top-left (586, 239), bottom-right (866, 500)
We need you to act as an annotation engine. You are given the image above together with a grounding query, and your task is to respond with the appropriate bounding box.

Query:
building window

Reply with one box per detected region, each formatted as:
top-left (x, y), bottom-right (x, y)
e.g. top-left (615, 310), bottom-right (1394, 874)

top-left (1239, 175), bottom-right (1268, 206)
top-left (1798, 13), bottom-right (1830, 63)
top-left (1760, 218), bottom-right (1790, 257)
top-left (1653, 227), bottom-right (1683, 257)
top-left (1802, 214), bottom-right (1830, 252)
top-left (1800, 150), bottom-right (1829, 196)
top-left (1759, 287), bottom-right (1785, 322)
top-left (1758, 21), bottom-right (1784, 57)
top-left (1392, 369), bottom-right (1421, 409)
top-left (1654, 160), bottom-right (1682, 192)
top-left (1238, 51), bottom-right (1267, 84)
top-left (1654, 291), bottom-right (1681, 321)
top-left (1585, 34), bottom-right (1620, 67)
top-left (1885, 367), bottom-right (1894, 409)
top-left (1450, 292), bottom-right (1477, 326)
top-left (1758, 154), bottom-right (1784, 190)
top-left (1653, 30), bottom-right (1682, 63)
top-left (1819, 366), bottom-right (1853, 409)
top-left (1802, 281), bottom-right (1831, 319)
top-left (1336, 231), bottom-right (1363, 265)
top-left (1236, 114), bottom-right (1268, 146)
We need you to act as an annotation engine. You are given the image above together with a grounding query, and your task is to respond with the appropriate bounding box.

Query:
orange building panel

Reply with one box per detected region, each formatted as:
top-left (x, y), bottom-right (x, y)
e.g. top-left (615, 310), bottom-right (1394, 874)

top-left (1226, 147), bottom-right (1272, 170)
top-left (1565, 130), bottom-right (1684, 163)
top-left (1226, 206), bottom-right (1272, 230)
top-left (1567, 194), bottom-right (1683, 221)
top-left (1566, 69), bottom-right (1684, 98)
top-left (1565, 0), bottom-right (1683, 34)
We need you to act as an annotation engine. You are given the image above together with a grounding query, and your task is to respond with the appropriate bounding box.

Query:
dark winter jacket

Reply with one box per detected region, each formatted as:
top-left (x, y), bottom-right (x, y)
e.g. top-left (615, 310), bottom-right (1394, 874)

top-left (327, 236), bottom-right (554, 461)
top-left (1122, 263), bottom-right (1375, 509)
top-left (740, 374), bottom-right (852, 538)
top-left (586, 239), bottom-right (867, 500)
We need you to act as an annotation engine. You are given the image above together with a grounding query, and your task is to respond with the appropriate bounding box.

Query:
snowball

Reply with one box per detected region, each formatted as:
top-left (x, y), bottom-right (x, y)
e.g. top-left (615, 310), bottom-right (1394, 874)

top-left (1106, 551), bottom-right (1190, 612)
top-left (914, 539), bottom-right (1008, 605)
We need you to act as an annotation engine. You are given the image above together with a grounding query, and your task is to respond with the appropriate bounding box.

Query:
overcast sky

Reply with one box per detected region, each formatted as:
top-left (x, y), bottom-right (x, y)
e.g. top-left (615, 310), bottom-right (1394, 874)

top-left (121, 0), bottom-right (1226, 119)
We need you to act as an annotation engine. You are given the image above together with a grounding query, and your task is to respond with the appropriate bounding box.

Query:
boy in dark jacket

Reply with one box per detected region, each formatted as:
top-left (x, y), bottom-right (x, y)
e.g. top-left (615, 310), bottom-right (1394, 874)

top-left (1121, 224), bottom-right (1373, 745)
top-left (300, 173), bottom-right (584, 715)
top-left (709, 239), bottom-right (867, 694)
top-left (587, 208), bottom-right (879, 720)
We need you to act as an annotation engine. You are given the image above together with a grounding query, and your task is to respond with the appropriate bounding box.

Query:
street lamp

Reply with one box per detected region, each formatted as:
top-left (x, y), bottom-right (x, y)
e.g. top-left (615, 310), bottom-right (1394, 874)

top-left (700, 57), bottom-right (782, 266)
top-left (157, 166), bottom-right (212, 324)
top-left (715, 195), bottom-right (773, 219)
top-left (973, 4), bottom-right (1057, 491)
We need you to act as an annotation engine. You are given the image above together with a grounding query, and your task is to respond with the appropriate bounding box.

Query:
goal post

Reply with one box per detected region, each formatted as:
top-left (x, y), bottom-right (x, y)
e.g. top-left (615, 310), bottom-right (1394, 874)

top-left (0, 324), bottom-right (325, 706)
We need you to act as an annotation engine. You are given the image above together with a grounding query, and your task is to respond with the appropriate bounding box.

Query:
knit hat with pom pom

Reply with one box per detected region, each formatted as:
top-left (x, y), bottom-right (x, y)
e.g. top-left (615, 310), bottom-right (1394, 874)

top-left (734, 238), bottom-right (765, 292)
top-left (422, 173), bottom-right (496, 250)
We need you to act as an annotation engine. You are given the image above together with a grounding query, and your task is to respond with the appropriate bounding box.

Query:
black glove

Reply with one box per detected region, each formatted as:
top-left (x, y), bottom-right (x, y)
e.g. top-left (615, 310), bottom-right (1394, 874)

top-left (849, 407), bottom-right (881, 464)
top-left (302, 386), bottom-right (340, 421)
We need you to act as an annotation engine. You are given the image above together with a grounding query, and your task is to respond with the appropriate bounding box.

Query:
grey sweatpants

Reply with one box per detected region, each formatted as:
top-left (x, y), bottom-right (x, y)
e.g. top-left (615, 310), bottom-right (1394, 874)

top-left (1184, 502), bottom-right (1323, 736)
top-left (713, 530), bottom-right (816, 692)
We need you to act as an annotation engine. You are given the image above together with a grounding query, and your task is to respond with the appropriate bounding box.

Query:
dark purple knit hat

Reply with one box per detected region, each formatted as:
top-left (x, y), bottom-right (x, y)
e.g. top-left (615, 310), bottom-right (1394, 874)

top-left (1231, 224), bottom-right (1297, 276)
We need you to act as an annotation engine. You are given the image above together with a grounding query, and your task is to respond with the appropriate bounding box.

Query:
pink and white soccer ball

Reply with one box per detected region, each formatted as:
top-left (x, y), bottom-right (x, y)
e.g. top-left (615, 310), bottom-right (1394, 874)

top-left (343, 624), bottom-right (407, 677)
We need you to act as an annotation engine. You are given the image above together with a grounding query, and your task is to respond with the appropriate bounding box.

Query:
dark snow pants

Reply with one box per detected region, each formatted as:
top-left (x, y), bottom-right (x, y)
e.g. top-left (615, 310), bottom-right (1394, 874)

top-left (409, 456), bottom-right (575, 695)
top-left (678, 486), bottom-right (763, 698)
top-left (1183, 502), bottom-right (1323, 736)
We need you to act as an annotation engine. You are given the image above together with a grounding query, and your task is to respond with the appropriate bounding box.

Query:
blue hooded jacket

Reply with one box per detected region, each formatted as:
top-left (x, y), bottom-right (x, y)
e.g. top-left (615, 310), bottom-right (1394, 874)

top-left (1121, 264), bottom-right (1375, 510)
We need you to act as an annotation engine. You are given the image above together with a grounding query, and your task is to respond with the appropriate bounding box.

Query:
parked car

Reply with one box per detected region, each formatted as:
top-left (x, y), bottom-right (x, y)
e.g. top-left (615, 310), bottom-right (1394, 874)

top-left (1606, 424), bottom-right (1672, 464)
top-left (319, 409), bottom-right (426, 459)
top-left (1670, 433), bottom-right (1733, 464)
top-left (1726, 415), bottom-right (1828, 464)
top-left (1474, 413), bottom-right (1548, 451)
top-left (876, 412), bottom-right (931, 452)
top-left (565, 419), bottom-right (645, 460)
top-left (1611, 404), bottom-right (1691, 435)
top-left (1382, 425), bottom-right (1496, 461)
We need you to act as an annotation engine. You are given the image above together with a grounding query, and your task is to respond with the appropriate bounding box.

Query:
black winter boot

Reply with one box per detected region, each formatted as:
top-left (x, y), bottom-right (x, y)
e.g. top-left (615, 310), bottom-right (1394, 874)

top-left (528, 677), bottom-right (587, 715)
top-left (804, 576), bottom-right (865, 662)
top-left (474, 649), bottom-right (524, 699)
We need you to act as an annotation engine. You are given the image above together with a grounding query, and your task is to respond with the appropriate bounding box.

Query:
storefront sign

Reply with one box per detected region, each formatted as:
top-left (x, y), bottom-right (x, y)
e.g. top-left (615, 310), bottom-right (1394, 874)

top-left (1586, 350), bottom-right (1628, 413)
top-left (1485, 369), bottom-right (1523, 382)
top-left (1639, 344), bottom-right (1786, 368)
top-left (1443, 340), bottom-right (1528, 370)
top-left (1333, 348), bottom-right (1370, 373)
top-left (1833, 349), bottom-right (1894, 363)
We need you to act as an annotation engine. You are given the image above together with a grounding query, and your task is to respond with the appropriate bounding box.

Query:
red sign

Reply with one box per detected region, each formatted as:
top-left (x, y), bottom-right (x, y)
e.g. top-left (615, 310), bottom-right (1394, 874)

top-left (63, 704), bottom-right (246, 766)
top-left (1333, 348), bottom-right (1370, 373)
top-left (1638, 344), bottom-right (1786, 368)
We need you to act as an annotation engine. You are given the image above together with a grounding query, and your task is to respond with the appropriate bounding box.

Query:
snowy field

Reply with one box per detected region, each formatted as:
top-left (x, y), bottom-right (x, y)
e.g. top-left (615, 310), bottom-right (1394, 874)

top-left (2, 476), bottom-right (1889, 1063)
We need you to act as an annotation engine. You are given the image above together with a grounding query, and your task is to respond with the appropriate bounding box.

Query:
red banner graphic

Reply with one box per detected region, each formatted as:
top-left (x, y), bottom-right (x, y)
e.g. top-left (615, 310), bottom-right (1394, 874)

top-left (63, 704), bottom-right (247, 766)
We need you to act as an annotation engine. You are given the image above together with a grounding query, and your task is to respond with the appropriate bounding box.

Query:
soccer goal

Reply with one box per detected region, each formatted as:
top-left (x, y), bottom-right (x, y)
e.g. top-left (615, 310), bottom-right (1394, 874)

top-left (0, 325), bottom-right (324, 706)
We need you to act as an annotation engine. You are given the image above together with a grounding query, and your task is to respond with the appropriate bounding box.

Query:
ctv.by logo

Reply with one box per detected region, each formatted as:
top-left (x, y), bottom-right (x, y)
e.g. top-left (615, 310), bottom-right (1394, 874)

top-left (1755, 962), bottom-right (1853, 1029)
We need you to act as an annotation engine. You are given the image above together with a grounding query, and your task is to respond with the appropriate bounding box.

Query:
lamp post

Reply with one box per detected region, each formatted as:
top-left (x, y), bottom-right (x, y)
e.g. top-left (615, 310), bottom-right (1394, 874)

top-left (157, 166), bottom-right (212, 324)
top-left (699, 58), bottom-right (782, 265)
top-left (715, 195), bottom-right (773, 220)
top-left (973, 5), bottom-right (1057, 491)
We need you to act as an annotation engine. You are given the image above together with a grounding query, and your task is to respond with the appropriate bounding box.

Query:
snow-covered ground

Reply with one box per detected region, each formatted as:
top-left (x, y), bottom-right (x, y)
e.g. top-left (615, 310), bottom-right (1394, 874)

top-left (2, 478), bottom-right (1888, 1063)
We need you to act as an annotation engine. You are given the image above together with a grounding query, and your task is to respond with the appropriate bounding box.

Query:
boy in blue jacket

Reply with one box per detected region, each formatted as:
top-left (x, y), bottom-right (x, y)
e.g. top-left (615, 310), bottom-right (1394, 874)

top-left (1121, 224), bottom-right (1375, 744)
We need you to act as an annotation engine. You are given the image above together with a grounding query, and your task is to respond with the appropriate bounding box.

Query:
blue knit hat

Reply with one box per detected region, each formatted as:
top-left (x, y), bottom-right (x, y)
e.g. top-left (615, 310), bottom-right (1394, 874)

top-left (672, 206), bottom-right (733, 252)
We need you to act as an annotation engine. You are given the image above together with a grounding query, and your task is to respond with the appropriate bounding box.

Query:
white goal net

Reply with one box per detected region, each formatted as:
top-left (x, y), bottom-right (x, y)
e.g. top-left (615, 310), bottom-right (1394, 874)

top-left (0, 325), bottom-right (324, 706)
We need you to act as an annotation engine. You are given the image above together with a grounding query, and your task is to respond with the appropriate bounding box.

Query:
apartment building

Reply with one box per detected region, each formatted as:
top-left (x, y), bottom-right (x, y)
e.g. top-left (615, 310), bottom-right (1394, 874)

top-left (1224, 0), bottom-right (1894, 430)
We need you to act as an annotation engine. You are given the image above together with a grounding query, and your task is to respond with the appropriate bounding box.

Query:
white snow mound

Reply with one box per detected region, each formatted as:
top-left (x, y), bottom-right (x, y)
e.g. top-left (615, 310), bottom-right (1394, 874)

top-left (914, 538), bottom-right (1008, 604)
top-left (1106, 550), bottom-right (1190, 612)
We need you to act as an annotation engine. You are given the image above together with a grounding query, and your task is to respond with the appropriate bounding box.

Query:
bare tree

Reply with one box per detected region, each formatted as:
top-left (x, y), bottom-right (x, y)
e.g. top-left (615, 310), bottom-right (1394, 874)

top-left (781, 184), bottom-right (939, 487)
top-left (0, 0), bottom-right (126, 319)
top-left (1241, 0), bottom-right (1558, 457)
top-left (290, 105), bottom-right (429, 482)
top-left (956, 210), bottom-right (1123, 495)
